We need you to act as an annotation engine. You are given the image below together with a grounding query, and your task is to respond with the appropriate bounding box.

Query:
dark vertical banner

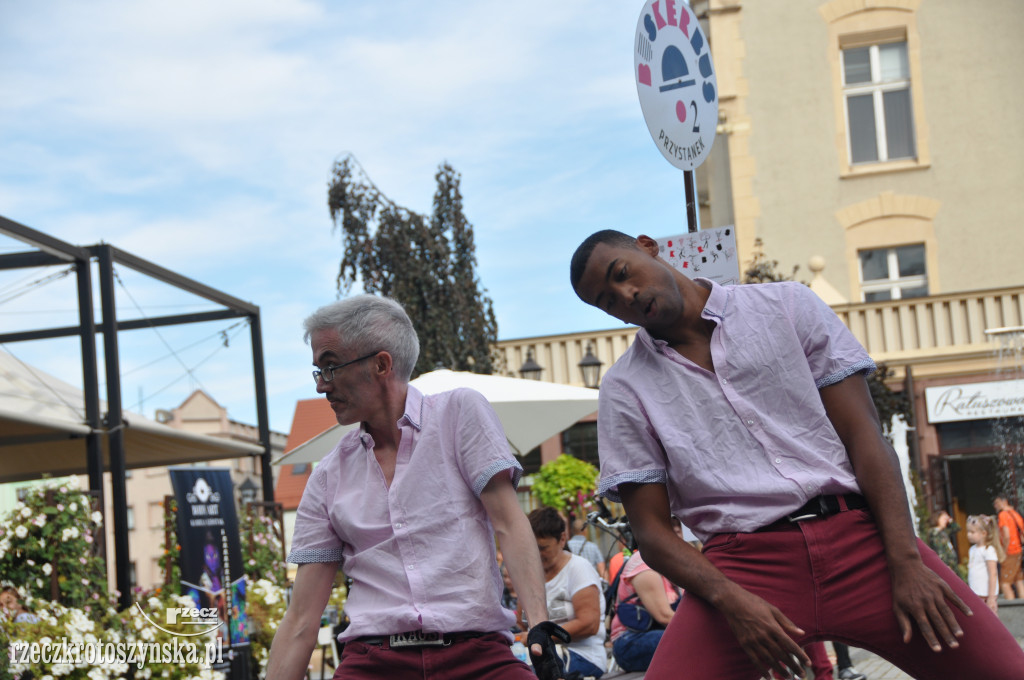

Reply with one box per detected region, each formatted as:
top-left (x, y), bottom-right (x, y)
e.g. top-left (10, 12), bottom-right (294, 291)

top-left (170, 467), bottom-right (250, 678)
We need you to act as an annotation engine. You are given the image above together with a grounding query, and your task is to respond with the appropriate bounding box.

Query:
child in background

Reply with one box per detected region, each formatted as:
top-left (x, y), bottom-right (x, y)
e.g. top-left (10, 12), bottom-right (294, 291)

top-left (967, 514), bottom-right (1005, 612)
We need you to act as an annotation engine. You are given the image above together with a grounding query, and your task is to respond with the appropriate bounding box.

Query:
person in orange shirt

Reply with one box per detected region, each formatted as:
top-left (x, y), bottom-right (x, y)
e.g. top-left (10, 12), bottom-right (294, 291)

top-left (993, 494), bottom-right (1024, 600)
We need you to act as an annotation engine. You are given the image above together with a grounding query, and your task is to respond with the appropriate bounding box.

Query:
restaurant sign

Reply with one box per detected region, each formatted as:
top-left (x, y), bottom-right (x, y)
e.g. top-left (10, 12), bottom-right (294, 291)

top-left (925, 378), bottom-right (1024, 423)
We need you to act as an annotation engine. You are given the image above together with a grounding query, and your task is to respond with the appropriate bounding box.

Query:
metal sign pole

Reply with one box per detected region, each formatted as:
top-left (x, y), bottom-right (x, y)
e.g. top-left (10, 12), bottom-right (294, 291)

top-left (684, 170), bottom-right (699, 233)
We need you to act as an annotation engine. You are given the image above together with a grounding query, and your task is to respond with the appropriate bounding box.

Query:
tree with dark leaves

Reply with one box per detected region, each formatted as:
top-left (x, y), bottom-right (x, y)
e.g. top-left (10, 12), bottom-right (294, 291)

top-left (327, 154), bottom-right (499, 377)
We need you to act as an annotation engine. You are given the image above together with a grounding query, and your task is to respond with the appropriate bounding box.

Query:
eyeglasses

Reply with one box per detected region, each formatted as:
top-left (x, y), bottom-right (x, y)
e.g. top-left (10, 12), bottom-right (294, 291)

top-left (312, 351), bottom-right (381, 384)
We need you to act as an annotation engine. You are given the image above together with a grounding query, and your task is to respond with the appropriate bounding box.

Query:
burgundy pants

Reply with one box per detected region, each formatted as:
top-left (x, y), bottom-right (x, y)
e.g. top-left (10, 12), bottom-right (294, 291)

top-left (647, 508), bottom-right (1024, 680)
top-left (332, 632), bottom-right (534, 680)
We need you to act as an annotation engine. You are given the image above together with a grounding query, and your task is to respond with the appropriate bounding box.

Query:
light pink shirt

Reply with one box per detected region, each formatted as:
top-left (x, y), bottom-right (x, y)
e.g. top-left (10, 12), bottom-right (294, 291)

top-left (288, 385), bottom-right (522, 640)
top-left (597, 280), bottom-right (874, 541)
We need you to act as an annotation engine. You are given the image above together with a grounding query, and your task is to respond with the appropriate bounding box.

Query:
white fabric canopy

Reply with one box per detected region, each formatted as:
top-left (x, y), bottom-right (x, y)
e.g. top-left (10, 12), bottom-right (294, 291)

top-left (275, 369), bottom-right (600, 465)
top-left (0, 349), bottom-right (262, 483)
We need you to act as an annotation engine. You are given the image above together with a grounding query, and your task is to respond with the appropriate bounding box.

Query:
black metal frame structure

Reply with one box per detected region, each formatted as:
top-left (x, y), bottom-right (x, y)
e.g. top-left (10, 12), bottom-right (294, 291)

top-left (0, 215), bottom-right (273, 609)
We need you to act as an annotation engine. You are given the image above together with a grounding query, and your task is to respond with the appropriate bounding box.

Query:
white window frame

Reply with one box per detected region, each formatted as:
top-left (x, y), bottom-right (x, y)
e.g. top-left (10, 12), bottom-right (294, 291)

top-left (859, 245), bottom-right (927, 301)
top-left (841, 42), bottom-right (915, 164)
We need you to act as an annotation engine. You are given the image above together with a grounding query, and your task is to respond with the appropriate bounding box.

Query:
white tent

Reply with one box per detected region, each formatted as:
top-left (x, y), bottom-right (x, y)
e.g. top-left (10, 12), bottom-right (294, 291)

top-left (275, 369), bottom-right (600, 465)
top-left (0, 349), bottom-right (263, 483)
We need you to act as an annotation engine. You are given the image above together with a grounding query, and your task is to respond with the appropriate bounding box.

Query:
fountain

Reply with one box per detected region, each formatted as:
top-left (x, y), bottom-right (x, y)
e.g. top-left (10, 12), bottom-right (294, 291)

top-left (986, 327), bottom-right (1024, 500)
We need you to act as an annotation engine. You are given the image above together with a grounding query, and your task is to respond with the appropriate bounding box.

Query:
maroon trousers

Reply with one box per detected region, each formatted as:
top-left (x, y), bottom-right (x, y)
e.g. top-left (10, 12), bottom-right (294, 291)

top-left (647, 508), bottom-right (1024, 680)
top-left (332, 633), bottom-right (534, 680)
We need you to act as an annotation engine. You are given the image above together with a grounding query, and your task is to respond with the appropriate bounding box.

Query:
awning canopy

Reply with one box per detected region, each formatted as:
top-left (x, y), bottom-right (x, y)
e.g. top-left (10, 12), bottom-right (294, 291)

top-left (276, 369), bottom-right (600, 466)
top-left (0, 349), bottom-right (262, 483)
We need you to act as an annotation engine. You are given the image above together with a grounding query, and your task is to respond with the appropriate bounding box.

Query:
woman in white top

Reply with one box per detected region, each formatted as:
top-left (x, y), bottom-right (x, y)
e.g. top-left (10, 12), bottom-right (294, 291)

top-left (528, 507), bottom-right (607, 678)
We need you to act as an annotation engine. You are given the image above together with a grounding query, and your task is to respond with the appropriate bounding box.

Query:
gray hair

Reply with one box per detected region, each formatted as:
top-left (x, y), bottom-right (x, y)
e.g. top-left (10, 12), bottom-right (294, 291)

top-left (303, 295), bottom-right (420, 382)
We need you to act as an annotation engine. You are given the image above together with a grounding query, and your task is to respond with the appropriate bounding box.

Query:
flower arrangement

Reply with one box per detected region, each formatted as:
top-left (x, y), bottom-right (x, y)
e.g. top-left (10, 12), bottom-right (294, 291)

top-left (0, 480), bottom-right (226, 680)
top-left (239, 507), bottom-right (286, 586)
top-left (0, 477), bottom-right (106, 608)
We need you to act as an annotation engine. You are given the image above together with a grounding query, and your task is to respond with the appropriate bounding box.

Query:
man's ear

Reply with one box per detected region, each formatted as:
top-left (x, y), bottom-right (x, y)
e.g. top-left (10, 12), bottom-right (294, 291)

top-left (373, 351), bottom-right (394, 376)
top-left (636, 234), bottom-right (660, 256)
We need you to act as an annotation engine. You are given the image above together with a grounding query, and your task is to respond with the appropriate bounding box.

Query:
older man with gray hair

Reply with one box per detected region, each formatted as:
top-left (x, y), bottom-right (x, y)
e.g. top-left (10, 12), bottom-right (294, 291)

top-left (266, 295), bottom-right (567, 680)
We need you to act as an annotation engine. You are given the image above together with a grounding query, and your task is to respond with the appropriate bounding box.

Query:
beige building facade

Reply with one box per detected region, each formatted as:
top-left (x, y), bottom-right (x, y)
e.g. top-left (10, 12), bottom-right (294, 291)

top-left (499, 0), bottom-right (1024, 558)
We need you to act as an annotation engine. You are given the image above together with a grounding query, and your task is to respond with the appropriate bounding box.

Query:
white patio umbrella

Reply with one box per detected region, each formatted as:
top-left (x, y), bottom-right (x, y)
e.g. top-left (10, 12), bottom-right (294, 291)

top-left (274, 369), bottom-right (600, 465)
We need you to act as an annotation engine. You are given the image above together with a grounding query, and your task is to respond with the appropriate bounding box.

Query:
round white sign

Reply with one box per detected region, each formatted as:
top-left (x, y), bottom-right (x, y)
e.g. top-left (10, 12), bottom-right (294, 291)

top-left (634, 0), bottom-right (718, 171)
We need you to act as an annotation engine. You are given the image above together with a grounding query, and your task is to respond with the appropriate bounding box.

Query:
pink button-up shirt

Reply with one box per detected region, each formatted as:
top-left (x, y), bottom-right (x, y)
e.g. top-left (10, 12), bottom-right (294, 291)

top-left (597, 279), bottom-right (875, 541)
top-left (288, 386), bottom-right (522, 640)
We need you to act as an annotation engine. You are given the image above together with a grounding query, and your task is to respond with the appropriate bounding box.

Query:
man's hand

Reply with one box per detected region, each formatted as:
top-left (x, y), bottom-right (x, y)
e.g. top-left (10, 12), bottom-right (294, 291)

top-left (526, 621), bottom-right (571, 680)
top-left (890, 559), bottom-right (972, 651)
top-left (718, 586), bottom-right (810, 679)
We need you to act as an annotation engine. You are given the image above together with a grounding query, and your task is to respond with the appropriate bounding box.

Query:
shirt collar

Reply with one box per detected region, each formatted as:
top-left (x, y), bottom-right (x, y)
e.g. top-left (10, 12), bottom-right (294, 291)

top-left (699, 277), bottom-right (727, 321)
top-left (399, 384), bottom-right (425, 431)
top-left (356, 383), bottom-right (425, 448)
top-left (635, 277), bottom-right (723, 352)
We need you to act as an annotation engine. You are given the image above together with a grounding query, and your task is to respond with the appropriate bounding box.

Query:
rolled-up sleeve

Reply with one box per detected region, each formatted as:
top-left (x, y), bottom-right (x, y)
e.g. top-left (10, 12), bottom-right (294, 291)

top-left (785, 282), bottom-right (875, 388)
top-left (596, 373), bottom-right (668, 503)
top-left (450, 388), bottom-right (524, 497)
top-left (287, 463), bottom-right (345, 565)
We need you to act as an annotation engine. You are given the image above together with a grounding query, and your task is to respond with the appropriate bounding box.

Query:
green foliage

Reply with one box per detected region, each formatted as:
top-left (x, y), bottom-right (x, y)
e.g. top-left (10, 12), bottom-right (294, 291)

top-left (0, 477), bottom-right (107, 608)
top-left (157, 497), bottom-right (181, 588)
top-left (532, 454), bottom-right (599, 514)
top-left (741, 238), bottom-right (803, 284)
top-left (867, 363), bottom-right (912, 440)
top-left (0, 480), bottom-right (225, 680)
top-left (327, 154), bottom-right (500, 377)
top-left (240, 505), bottom-right (287, 586)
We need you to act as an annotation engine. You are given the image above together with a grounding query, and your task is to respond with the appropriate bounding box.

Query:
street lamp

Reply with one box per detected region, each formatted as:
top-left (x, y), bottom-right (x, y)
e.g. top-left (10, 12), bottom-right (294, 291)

top-left (578, 342), bottom-right (603, 389)
top-left (239, 477), bottom-right (259, 507)
top-left (519, 349), bottom-right (543, 380)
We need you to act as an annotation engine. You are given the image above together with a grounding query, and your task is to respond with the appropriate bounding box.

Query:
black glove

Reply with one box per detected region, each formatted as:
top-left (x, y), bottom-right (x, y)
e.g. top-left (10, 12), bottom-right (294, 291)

top-left (526, 621), bottom-right (571, 680)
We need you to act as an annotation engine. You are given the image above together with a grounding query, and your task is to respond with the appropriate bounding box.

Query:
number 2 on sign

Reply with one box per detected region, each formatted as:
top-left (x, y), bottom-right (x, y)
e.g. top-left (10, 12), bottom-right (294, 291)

top-left (690, 101), bottom-right (699, 133)
top-left (675, 100), bottom-right (701, 133)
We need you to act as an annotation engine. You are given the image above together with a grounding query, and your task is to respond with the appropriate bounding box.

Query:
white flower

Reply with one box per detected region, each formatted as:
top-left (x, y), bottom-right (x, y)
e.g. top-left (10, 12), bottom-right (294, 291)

top-left (147, 596), bottom-right (162, 610)
top-left (32, 514), bottom-right (46, 527)
top-left (62, 526), bottom-right (81, 541)
top-left (67, 476), bottom-right (80, 488)
top-left (20, 506), bottom-right (32, 518)
top-left (69, 502), bottom-right (78, 513)
top-left (91, 511), bottom-right (103, 525)
top-left (140, 627), bottom-right (155, 641)
top-left (14, 525), bottom-right (28, 538)
top-left (42, 563), bottom-right (52, 575)
top-left (35, 578), bottom-right (43, 588)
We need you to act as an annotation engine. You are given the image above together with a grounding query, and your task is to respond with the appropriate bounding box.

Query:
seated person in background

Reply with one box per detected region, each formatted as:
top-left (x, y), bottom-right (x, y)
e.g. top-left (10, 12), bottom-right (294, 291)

top-left (530, 507), bottom-right (607, 679)
top-left (567, 515), bottom-right (607, 580)
top-left (610, 546), bottom-right (680, 672)
top-left (0, 586), bottom-right (39, 623)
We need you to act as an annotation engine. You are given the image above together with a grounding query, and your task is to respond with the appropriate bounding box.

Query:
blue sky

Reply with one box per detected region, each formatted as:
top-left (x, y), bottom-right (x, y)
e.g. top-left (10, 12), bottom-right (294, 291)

top-left (0, 0), bottom-right (697, 433)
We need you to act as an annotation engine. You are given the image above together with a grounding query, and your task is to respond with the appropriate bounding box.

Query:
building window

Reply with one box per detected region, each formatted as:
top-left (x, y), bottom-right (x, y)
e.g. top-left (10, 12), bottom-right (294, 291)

top-left (127, 506), bottom-right (135, 531)
top-left (562, 423), bottom-right (600, 468)
top-left (129, 561), bottom-right (137, 591)
top-left (858, 244), bottom-right (927, 301)
top-left (519, 447), bottom-right (541, 476)
top-left (843, 41), bottom-right (915, 165)
top-left (292, 463), bottom-right (308, 475)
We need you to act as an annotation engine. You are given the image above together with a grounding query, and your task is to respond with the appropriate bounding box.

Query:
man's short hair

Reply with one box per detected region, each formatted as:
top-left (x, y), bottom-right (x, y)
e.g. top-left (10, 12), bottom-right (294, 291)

top-left (569, 230), bottom-right (639, 295)
top-left (529, 506), bottom-right (566, 541)
top-left (303, 295), bottom-right (420, 382)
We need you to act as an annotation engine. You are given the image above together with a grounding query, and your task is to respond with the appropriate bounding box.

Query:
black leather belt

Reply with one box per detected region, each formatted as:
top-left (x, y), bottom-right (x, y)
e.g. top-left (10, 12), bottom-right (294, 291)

top-left (355, 631), bottom-right (488, 649)
top-left (758, 494), bottom-right (868, 531)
